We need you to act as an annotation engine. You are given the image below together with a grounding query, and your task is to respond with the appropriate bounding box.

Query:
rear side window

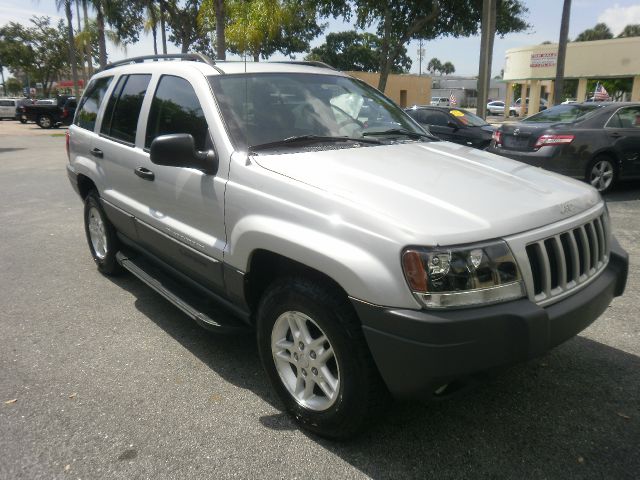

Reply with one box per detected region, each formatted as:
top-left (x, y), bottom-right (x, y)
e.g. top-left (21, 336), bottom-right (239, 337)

top-left (145, 75), bottom-right (208, 150)
top-left (607, 107), bottom-right (640, 129)
top-left (0, 100), bottom-right (15, 106)
top-left (423, 111), bottom-right (450, 127)
top-left (74, 76), bottom-right (113, 131)
top-left (101, 74), bottom-right (151, 144)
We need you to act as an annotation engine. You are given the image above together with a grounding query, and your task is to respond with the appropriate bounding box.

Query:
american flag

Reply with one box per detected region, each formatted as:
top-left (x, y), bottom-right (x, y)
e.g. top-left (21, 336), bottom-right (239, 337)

top-left (449, 91), bottom-right (457, 106)
top-left (593, 83), bottom-right (610, 101)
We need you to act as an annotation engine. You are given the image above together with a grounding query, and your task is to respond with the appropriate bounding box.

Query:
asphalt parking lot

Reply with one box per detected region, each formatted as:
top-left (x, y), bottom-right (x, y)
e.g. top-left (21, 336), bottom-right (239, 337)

top-left (1, 126), bottom-right (638, 479)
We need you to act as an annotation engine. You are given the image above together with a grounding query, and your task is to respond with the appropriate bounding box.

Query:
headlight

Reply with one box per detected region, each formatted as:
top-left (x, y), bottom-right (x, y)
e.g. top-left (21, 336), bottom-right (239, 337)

top-left (401, 241), bottom-right (525, 308)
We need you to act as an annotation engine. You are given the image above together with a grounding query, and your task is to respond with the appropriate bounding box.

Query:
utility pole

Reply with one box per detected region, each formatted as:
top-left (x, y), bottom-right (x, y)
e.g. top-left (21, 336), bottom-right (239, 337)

top-left (476, 0), bottom-right (496, 119)
top-left (418, 39), bottom-right (424, 76)
top-left (554, 0), bottom-right (572, 105)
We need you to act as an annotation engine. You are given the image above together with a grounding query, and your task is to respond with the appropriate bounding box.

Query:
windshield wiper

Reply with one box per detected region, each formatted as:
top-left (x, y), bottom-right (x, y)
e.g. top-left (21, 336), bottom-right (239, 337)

top-left (249, 134), bottom-right (381, 152)
top-left (362, 128), bottom-right (433, 140)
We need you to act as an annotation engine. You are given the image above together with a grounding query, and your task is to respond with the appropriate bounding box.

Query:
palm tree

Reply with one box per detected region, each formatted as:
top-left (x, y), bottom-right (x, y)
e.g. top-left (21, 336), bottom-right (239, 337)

top-left (143, 2), bottom-right (161, 55)
top-left (82, 0), bottom-right (94, 76)
top-left (441, 61), bottom-right (455, 75)
top-left (56, 0), bottom-right (81, 98)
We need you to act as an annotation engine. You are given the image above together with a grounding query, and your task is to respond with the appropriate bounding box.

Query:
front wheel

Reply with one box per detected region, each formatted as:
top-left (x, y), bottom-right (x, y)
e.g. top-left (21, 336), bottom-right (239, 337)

top-left (83, 191), bottom-right (121, 275)
top-left (587, 156), bottom-right (617, 193)
top-left (257, 277), bottom-right (389, 439)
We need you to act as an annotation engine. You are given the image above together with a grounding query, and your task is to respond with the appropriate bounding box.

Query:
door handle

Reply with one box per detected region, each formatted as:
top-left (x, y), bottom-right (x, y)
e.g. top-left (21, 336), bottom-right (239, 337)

top-left (608, 132), bottom-right (623, 138)
top-left (134, 167), bottom-right (155, 181)
top-left (90, 147), bottom-right (103, 158)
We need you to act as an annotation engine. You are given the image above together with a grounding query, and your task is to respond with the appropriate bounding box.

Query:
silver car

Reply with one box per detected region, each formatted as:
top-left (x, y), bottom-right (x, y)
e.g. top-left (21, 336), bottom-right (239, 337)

top-left (67, 54), bottom-right (628, 439)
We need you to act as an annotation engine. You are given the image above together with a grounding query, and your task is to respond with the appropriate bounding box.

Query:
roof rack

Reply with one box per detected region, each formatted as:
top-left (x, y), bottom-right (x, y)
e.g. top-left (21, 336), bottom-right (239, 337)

top-left (101, 53), bottom-right (224, 73)
top-left (270, 61), bottom-right (337, 71)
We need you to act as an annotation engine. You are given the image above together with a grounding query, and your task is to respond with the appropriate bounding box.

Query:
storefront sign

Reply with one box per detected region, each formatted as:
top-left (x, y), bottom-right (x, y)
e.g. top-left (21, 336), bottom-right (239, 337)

top-left (530, 52), bottom-right (557, 68)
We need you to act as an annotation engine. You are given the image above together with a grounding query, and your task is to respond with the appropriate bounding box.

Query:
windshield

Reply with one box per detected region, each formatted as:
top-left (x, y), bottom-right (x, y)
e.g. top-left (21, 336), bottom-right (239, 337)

top-left (209, 73), bottom-right (427, 151)
top-left (523, 104), bottom-right (601, 123)
top-left (449, 108), bottom-right (488, 126)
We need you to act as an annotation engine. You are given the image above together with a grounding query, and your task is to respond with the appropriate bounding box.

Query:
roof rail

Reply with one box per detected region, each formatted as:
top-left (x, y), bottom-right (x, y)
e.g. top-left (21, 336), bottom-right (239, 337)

top-left (270, 61), bottom-right (337, 71)
top-left (101, 53), bottom-right (223, 73)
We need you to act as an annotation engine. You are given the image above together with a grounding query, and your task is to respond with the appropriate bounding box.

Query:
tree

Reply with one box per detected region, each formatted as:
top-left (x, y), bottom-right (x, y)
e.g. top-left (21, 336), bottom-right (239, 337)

top-left (331, 0), bottom-right (529, 92)
top-left (202, 0), bottom-right (322, 62)
top-left (574, 23), bottom-right (612, 42)
top-left (553, 0), bottom-right (571, 106)
top-left (5, 77), bottom-right (22, 96)
top-left (427, 57), bottom-right (442, 74)
top-left (56, 1), bottom-right (80, 99)
top-left (142, 1), bottom-right (161, 55)
top-left (0, 16), bottom-right (69, 97)
top-left (165, 0), bottom-right (212, 55)
top-left (199, 0), bottom-right (226, 59)
top-left (88, 0), bottom-right (144, 67)
top-left (306, 31), bottom-right (411, 73)
top-left (617, 24), bottom-right (640, 38)
top-left (441, 61), bottom-right (455, 75)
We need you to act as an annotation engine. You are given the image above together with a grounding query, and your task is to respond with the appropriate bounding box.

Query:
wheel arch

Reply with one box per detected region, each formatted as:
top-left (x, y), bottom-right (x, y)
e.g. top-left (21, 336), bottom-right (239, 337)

top-left (76, 174), bottom-right (97, 200)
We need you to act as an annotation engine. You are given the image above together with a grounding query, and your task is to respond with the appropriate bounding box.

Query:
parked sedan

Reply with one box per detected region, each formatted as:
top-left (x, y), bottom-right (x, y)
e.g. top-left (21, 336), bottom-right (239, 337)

top-left (487, 101), bottom-right (505, 115)
top-left (406, 106), bottom-right (496, 149)
top-left (487, 102), bottom-right (640, 193)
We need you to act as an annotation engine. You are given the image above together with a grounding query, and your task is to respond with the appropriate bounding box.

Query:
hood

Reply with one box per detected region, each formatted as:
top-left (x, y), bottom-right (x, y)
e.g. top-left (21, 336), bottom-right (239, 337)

top-left (252, 141), bottom-right (601, 246)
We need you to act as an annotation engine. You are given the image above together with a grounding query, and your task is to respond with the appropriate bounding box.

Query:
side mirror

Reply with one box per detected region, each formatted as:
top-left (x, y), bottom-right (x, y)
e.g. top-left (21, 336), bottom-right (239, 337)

top-left (447, 121), bottom-right (459, 130)
top-left (150, 133), bottom-right (218, 175)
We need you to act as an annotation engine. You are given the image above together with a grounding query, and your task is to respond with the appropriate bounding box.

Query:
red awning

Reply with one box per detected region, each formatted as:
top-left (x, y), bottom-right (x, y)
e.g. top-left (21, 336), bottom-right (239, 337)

top-left (57, 79), bottom-right (85, 87)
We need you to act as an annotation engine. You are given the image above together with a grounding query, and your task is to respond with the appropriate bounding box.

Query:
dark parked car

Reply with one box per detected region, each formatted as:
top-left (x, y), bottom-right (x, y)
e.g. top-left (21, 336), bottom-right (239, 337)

top-left (487, 102), bottom-right (640, 193)
top-left (21, 96), bottom-right (76, 128)
top-left (405, 106), bottom-right (496, 149)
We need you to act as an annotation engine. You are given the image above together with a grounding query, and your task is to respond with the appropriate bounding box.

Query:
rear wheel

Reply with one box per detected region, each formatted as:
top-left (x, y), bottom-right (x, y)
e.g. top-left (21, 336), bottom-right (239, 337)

top-left (587, 155), bottom-right (617, 193)
top-left (257, 277), bottom-right (389, 439)
top-left (37, 114), bottom-right (53, 129)
top-left (83, 191), bottom-right (121, 275)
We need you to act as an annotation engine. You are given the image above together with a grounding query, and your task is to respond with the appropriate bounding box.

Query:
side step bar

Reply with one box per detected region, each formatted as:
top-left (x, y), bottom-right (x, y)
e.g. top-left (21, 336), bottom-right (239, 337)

top-left (116, 251), bottom-right (250, 334)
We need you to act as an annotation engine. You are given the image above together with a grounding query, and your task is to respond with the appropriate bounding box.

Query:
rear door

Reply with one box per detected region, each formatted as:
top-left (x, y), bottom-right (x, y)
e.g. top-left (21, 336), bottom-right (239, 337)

top-left (95, 73), bottom-right (152, 241)
top-left (0, 99), bottom-right (15, 118)
top-left (605, 106), bottom-right (640, 178)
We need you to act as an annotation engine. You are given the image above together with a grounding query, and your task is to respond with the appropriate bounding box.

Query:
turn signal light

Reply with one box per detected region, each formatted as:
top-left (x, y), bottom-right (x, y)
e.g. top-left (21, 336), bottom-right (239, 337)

top-left (492, 130), bottom-right (502, 145)
top-left (534, 134), bottom-right (574, 149)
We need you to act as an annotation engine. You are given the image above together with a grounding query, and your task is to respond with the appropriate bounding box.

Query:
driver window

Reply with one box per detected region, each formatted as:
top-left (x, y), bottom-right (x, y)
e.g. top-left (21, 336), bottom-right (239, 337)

top-left (145, 75), bottom-right (210, 150)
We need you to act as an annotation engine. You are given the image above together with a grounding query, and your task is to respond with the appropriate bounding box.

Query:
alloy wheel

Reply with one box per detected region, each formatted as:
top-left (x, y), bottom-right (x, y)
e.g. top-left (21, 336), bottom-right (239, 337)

top-left (590, 159), bottom-right (614, 192)
top-left (271, 310), bottom-right (340, 411)
top-left (87, 207), bottom-right (108, 259)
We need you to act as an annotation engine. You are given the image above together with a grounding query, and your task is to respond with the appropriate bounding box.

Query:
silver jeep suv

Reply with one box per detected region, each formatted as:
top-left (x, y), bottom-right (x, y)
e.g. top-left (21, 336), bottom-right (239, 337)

top-left (66, 54), bottom-right (628, 438)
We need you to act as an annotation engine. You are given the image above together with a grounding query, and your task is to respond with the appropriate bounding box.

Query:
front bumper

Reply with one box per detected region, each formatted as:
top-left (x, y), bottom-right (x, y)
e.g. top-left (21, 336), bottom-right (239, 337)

top-left (353, 237), bottom-right (628, 399)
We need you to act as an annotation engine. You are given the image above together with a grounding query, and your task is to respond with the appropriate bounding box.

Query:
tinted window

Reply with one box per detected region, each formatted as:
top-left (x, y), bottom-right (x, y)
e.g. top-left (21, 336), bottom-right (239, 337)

top-left (607, 107), bottom-right (640, 129)
top-left (0, 100), bottom-right (15, 106)
top-left (101, 74), bottom-right (151, 144)
top-left (145, 75), bottom-right (209, 150)
top-left (75, 76), bottom-right (113, 131)
top-left (423, 111), bottom-right (451, 127)
top-left (523, 104), bottom-right (601, 123)
top-left (448, 109), bottom-right (488, 126)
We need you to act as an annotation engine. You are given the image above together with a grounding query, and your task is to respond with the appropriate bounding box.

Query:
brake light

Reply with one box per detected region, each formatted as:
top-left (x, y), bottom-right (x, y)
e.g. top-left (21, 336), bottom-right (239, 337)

top-left (534, 134), bottom-right (574, 149)
top-left (492, 130), bottom-right (502, 145)
top-left (65, 130), bottom-right (70, 161)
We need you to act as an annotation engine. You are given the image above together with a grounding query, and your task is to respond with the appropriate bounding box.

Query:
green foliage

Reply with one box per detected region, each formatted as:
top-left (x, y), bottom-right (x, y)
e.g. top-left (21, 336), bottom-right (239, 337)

top-left (426, 58), bottom-right (455, 75)
top-left (441, 61), bottom-right (455, 75)
top-left (574, 23), bottom-right (613, 42)
top-left (201, 0), bottom-right (323, 61)
top-left (4, 77), bottom-right (22, 96)
top-left (99, 0), bottom-right (145, 45)
top-left (166, 0), bottom-right (212, 54)
top-left (0, 16), bottom-right (69, 96)
top-left (317, 0), bottom-right (528, 91)
top-left (617, 24), bottom-right (640, 38)
top-left (306, 31), bottom-right (411, 73)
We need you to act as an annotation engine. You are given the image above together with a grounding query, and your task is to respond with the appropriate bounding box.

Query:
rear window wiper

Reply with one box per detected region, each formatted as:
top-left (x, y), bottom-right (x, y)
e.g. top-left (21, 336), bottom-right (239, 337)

top-left (249, 134), bottom-right (381, 152)
top-left (362, 128), bottom-right (433, 140)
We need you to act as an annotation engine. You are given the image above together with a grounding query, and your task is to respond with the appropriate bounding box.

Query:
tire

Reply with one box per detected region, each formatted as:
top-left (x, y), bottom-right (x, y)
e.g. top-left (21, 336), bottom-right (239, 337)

top-left (257, 277), bottom-right (389, 439)
top-left (37, 114), bottom-right (53, 129)
top-left (586, 155), bottom-right (617, 194)
top-left (83, 191), bottom-right (121, 275)
top-left (19, 117), bottom-right (27, 124)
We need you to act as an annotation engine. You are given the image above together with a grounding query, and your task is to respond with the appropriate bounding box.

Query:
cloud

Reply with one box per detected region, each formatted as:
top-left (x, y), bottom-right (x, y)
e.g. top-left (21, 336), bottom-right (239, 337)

top-left (597, 3), bottom-right (640, 36)
top-left (0, 6), bottom-right (63, 27)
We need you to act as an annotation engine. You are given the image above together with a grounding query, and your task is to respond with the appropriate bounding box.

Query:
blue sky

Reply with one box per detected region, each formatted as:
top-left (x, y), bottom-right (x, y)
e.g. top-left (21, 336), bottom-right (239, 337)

top-left (1, 0), bottom-right (640, 80)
